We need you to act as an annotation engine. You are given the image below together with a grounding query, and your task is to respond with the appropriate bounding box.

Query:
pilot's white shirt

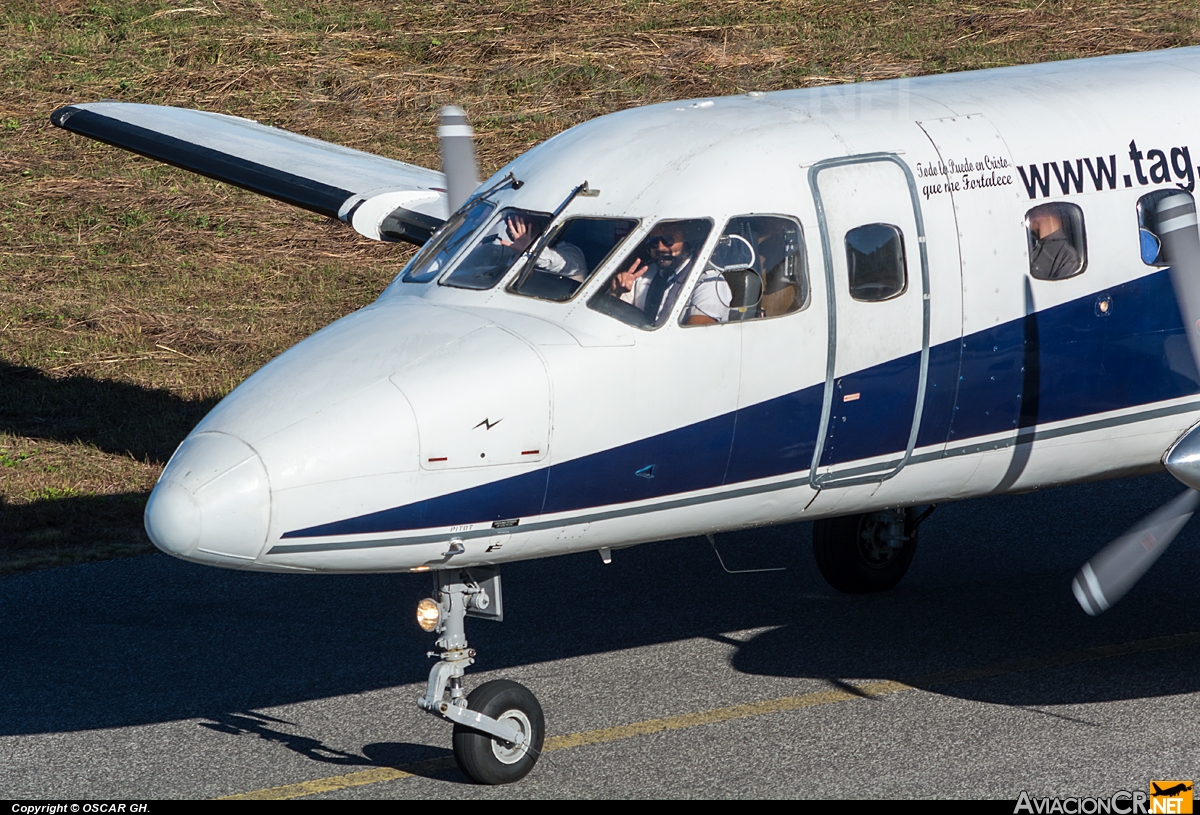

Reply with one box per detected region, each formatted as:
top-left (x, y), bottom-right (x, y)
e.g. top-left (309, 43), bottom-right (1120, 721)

top-left (683, 270), bottom-right (732, 323)
top-left (534, 242), bottom-right (587, 281)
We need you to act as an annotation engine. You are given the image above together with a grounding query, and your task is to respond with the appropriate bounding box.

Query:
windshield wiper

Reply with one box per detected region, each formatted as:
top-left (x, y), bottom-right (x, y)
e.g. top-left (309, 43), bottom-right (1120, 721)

top-left (462, 172), bottom-right (522, 211)
top-left (509, 181), bottom-right (591, 287)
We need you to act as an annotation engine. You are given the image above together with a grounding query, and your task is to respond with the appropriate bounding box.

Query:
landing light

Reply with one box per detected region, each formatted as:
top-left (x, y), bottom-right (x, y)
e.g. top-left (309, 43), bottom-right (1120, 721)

top-left (417, 598), bottom-right (441, 632)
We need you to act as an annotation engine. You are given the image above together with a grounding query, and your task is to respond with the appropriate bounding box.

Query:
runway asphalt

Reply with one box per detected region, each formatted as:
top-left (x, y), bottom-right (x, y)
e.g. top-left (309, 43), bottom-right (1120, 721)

top-left (2, 471), bottom-right (1198, 799)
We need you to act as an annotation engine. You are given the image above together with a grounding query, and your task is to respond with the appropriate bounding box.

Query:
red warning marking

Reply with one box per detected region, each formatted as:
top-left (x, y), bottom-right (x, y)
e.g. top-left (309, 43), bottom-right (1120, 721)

top-left (428, 457), bottom-right (448, 462)
top-left (521, 450), bottom-right (540, 455)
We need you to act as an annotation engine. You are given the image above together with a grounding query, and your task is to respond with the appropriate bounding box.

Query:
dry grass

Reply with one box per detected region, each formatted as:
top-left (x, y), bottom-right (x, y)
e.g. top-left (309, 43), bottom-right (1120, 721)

top-left (3, 0), bottom-right (1200, 573)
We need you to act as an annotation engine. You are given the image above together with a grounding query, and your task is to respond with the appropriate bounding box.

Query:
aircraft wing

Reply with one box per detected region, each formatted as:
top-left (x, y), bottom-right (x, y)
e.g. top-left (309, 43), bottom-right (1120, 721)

top-left (50, 102), bottom-right (449, 245)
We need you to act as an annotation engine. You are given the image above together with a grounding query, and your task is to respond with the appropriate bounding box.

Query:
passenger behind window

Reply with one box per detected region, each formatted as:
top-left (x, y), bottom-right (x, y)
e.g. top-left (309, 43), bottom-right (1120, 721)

top-left (589, 219), bottom-right (712, 329)
top-left (1136, 189), bottom-right (1185, 266)
top-left (1141, 224), bottom-right (1162, 265)
top-left (1026, 202), bottom-right (1086, 280)
top-left (683, 216), bottom-right (807, 325)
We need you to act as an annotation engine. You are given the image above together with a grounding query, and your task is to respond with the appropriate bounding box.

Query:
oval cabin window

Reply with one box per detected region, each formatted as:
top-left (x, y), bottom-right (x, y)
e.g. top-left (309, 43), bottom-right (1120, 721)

top-left (1025, 202), bottom-right (1087, 280)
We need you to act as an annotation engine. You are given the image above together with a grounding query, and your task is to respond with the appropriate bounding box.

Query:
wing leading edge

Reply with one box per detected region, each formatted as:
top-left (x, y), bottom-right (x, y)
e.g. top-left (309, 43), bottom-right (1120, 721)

top-left (50, 102), bottom-right (449, 245)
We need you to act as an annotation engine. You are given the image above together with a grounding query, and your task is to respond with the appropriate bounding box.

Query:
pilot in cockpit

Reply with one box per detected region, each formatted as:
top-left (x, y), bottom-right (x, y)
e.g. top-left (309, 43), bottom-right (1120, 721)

top-left (683, 235), bottom-right (744, 325)
top-left (500, 212), bottom-right (587, 281)
top-left (607, 221), bottom-right (703, 324)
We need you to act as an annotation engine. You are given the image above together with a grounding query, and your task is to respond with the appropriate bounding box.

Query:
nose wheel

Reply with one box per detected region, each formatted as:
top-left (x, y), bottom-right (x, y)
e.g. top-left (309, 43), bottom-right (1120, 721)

top-left (416, 567), bottom-right (544, 784)
top-left (452, 679), bottom-right (545, 784)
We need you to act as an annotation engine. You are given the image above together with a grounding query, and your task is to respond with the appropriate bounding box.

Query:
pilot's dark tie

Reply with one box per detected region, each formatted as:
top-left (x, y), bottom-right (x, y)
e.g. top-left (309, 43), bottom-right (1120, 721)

top-left (643, 268), bottom-right (671, 322)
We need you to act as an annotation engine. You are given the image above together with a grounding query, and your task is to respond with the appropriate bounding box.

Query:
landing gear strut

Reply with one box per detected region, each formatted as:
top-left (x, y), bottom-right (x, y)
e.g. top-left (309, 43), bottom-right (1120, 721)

top-left (812, 507), bottom-right (922, 593)
top-left (416, 567), bottom-right (544, 784)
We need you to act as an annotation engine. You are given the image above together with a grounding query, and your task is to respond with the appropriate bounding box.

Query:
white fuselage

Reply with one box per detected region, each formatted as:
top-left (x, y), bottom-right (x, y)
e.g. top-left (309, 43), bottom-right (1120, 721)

top-left (144, 48), bottom-right (1200, 573)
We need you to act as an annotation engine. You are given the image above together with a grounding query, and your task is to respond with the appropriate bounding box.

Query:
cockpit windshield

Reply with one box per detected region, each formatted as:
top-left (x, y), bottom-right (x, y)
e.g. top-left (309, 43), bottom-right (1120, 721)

top-left (508, 218), bottom-right (638, 302)
top-left (401, 198), bottom-right (496, 284)
top-left (441, 208), bottom-right (551, 290)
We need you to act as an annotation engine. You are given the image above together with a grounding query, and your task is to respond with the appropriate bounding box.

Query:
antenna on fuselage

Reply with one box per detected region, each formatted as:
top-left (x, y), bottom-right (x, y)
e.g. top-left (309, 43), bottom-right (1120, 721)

top-left (438, 106), bottom-right (480, 212)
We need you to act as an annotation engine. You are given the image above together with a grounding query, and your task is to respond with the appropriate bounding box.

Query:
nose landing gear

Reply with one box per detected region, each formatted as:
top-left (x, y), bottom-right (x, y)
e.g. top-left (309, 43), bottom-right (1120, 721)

top-left (416, 567), bottom-right (544, 784)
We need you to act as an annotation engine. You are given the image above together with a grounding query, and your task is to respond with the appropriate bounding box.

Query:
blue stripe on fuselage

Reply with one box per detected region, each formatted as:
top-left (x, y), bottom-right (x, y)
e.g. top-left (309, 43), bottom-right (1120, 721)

top-left (281, 268), bottom-right (1198, 539)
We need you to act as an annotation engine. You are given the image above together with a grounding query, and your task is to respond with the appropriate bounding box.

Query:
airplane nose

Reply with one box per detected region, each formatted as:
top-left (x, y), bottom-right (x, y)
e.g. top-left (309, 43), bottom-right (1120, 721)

top-left (145, 432), bottom-right (271, 562)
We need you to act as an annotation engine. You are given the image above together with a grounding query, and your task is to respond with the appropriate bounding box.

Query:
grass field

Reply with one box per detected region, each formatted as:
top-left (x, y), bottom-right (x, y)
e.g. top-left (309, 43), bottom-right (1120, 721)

top-left (3, 0), bottom-right (1199, 573)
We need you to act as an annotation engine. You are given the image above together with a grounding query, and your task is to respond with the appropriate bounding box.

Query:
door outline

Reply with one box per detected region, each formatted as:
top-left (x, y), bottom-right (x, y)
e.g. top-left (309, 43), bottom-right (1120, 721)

top-left (807, 152), bottom-right (932, 489)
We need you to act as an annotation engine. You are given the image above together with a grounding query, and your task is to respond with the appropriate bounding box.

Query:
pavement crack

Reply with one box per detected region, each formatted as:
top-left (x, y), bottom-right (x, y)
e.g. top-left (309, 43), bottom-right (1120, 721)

top-left (1013, 705), bottom-right (1099, 727)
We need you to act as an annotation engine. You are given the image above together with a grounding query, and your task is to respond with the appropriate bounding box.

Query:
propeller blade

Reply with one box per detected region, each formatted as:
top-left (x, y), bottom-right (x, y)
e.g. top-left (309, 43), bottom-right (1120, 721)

top-left (1072, 192), bottom-right (1200, 616)
top-left (1072, 488), bottom-right (1199, 615)
top-left (1158, 192), bottom-right (1200, 367)
top-left (438, 105), bottom-right (479, 213)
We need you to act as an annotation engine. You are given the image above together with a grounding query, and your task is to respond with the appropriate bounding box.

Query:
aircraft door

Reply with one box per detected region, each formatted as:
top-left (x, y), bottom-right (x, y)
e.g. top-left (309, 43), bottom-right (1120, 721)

top-left (809, 155), bottom-right (930, 486)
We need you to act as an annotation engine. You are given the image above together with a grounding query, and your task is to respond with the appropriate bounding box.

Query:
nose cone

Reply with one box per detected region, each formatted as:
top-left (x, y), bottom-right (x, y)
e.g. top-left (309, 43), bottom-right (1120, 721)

top-left (145, 432), bottom-right (270, 563)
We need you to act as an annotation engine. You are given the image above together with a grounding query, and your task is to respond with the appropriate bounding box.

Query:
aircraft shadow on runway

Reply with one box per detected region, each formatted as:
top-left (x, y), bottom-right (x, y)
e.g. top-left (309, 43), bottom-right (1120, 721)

top-left (0, 362), bottom-right (217, 557)
top-left (0, 361), bottom-right (217, 463)
top-left (3, 468), bottom-right (1198, 759)
top-left (197, 710), bottom-right (453, 772)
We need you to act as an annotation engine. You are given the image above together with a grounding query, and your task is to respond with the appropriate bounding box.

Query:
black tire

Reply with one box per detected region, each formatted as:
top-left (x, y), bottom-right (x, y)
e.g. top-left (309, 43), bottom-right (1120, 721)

top-left (812, 508), bottom-right (918, 593)
top-left (452, 679), bottom-right (545, 785)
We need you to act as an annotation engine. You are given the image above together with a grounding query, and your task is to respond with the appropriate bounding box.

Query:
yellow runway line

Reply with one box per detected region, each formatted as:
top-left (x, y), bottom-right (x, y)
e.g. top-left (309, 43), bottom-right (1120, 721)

top-left (542, 680), bottom-right (912, 752)
top-left (221, 630), bottom-right (1200, 800)
top-left (221, 759), bottom-right (457, 800)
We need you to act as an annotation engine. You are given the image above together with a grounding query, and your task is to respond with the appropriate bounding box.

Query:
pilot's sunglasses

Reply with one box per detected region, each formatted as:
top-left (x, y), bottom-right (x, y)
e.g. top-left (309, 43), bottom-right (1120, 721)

top-left (647, 234), bottom-right (682, 246)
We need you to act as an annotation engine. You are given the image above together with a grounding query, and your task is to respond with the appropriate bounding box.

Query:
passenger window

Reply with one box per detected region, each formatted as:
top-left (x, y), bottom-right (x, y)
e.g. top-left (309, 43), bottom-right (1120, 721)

top-left (508, 217), bottom-right (638, 302)
top-left (682, 215), bottom-right (808, 326)
top-left (1025, 202), bottom-right (1086, 280)
top-left (845, 224), bottom-right (906, 301)
top-left (402, 199), bottom-right (496, 284)
top-left (588, 219), bottom-right (713, 329)
top-left (441, 208), bottom-right (550, 290)
top-left (1136, 189), bottom-right (1190, 266)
